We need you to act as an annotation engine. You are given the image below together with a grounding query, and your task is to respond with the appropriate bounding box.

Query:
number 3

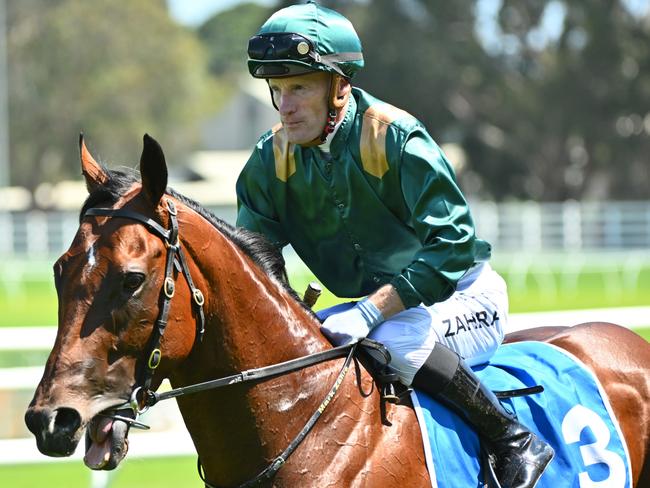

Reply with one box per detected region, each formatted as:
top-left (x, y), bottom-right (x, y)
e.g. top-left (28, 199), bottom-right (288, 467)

top-left (561, 404), bottom-right (626, 487)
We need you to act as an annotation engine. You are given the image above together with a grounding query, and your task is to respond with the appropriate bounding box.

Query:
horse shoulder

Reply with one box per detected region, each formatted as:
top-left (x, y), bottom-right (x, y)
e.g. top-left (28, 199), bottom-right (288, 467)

top-left (311, 366), bottom-right (431, 486)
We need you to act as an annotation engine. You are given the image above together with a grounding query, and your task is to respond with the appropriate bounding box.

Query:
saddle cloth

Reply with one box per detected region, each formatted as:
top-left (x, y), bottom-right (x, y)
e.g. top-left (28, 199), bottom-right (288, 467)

top-left (411, 341), bottom-right (632, 488)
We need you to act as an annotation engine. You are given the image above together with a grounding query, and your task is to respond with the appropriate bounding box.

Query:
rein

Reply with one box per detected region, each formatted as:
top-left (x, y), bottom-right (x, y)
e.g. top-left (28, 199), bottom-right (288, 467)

top-left (83, 198), bottom-right (360, 487)
top-left (140, 342), bottom-right (357, 408)
top-left (199, 344), bottom-right (357, 488)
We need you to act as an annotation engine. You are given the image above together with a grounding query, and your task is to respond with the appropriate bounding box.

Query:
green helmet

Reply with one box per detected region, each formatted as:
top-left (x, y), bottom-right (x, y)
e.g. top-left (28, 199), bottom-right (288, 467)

top-left (247, 1), bottom-right (364, 79)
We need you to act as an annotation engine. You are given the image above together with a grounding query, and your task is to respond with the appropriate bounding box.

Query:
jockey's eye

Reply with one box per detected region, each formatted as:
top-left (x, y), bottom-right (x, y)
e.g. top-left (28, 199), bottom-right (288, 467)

top-left (123, 272), bottom-right (145, 292)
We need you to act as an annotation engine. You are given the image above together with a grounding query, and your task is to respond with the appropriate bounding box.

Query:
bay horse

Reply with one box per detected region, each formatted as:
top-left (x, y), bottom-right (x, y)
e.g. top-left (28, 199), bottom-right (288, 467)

top-left (25, 135), bottom-right (650, 487)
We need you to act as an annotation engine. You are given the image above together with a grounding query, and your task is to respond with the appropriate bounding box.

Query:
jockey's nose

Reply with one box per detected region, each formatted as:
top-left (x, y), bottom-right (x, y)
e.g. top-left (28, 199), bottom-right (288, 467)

top-left (277, 92), bottom-right (296, 116)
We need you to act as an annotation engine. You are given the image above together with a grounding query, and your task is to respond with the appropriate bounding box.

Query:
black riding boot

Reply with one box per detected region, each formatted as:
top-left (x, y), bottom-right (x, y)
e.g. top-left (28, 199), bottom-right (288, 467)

top-left (412, 343), bottom-right (554, 488)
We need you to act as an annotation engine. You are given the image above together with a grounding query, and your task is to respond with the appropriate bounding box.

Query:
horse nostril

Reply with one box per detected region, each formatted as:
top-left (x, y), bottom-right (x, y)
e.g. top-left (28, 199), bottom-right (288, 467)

top-left (25, 408), bottom-right (48, 435)
top-left (54, 407), bottom-right (82, 435)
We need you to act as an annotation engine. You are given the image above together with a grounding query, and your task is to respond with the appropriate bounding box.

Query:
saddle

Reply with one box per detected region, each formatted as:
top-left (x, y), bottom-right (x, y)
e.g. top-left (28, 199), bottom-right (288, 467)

top-left (302, 283), bottom-right (409, 406)
top-left (356, 338), bottom-right (412, 408)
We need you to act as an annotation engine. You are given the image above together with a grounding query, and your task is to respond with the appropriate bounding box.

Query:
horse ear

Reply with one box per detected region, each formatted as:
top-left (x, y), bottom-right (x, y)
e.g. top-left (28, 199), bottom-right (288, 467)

top-left (79, 133), bottom-right (109, 193)
top-left (139, 133), bottom-right (168, 206)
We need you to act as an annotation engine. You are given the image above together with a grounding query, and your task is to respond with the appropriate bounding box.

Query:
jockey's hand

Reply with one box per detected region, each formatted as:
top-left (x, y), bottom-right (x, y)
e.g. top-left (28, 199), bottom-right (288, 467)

top-left (320, 299), bottom-right (384, 346)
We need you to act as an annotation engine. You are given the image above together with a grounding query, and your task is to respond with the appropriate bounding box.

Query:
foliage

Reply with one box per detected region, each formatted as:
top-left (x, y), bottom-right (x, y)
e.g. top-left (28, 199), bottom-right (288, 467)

top-left (7, 0), bottom-right (216, 191)
top-left (6, 0), bottom-right (650, 200)
top-left (488, 0), bottom-right (650, 200)
top-left (197, 2), bottom-right (270, 78)
top-left (314, 0), bottom-right (650, 201)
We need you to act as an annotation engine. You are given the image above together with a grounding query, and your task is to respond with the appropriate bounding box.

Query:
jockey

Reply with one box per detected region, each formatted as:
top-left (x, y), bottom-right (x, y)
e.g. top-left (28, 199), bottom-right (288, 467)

top-left (236, 2), bottom-right (553, 486)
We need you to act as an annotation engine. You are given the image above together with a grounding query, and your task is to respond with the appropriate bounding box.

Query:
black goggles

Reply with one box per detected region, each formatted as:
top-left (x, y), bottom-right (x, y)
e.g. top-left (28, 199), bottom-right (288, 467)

top-left (248, 33), bottom-right (317, 63)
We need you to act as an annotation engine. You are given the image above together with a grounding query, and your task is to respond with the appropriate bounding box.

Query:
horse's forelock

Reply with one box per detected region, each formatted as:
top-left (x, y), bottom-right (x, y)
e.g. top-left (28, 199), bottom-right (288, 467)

top-left (79, 167), bottom-right (140, 222)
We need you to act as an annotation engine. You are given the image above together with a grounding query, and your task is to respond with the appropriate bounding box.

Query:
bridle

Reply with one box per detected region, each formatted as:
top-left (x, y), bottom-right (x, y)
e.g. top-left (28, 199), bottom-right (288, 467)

top-left (83, 197), bottom-right (359, 487)
top-left (85, 198), bottom-right (206, 398)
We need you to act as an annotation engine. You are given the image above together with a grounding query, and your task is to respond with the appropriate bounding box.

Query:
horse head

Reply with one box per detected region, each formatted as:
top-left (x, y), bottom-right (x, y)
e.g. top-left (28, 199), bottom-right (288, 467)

top-left (24, 134), bottom-right (198, 469)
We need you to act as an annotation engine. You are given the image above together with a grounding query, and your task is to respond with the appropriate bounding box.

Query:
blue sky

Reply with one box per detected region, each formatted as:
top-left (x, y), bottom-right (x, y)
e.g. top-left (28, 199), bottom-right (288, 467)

top-left (167, 0), bottom-right (278, 26)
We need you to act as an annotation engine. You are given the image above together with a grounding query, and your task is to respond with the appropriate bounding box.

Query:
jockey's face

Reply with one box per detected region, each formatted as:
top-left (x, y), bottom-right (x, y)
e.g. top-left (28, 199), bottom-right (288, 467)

top-left (268, 71), bottom-right (330, 144)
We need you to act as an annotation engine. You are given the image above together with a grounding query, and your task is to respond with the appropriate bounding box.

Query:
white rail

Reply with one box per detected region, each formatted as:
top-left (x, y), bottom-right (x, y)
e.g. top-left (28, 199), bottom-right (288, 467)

top-left (2, 201), bottom-right (650, 256)
top-left (0, 326), bottom-right (56, 350)
top-left (507, 306), bottom-right (649, 332)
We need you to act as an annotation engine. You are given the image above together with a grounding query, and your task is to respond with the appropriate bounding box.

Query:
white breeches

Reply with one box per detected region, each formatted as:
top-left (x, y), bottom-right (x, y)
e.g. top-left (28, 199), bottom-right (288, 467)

top-left (317, 263), bottom-right (508, 385)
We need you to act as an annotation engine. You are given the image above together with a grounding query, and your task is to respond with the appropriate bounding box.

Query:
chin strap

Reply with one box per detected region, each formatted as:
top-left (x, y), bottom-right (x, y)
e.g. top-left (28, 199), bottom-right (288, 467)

top-left (301, 108), bottom-right (337, 147)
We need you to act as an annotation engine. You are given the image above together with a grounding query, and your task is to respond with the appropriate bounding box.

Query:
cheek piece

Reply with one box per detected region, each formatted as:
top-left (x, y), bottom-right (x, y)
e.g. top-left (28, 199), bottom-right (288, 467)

top-left (323, 109), bottom-right (337, 137)
top-left (319, 74), bottom-right (348, 142)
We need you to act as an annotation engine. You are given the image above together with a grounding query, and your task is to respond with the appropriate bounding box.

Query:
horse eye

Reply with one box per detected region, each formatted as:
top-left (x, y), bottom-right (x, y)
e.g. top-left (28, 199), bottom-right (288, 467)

top-left (123, 272), bottom-right (145, 291)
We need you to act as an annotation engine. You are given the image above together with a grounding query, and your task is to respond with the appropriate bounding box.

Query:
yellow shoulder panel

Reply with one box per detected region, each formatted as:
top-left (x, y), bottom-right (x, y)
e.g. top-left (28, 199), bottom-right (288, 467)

top-left (271, 123), bottom-right (296, 182)
top-left (360, 104), bottom-right (409, 179)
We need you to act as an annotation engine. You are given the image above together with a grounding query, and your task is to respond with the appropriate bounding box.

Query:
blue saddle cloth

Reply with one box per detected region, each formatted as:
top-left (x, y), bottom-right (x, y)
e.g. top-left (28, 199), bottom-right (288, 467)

top-left (412, 341), bottom-right (631, 488)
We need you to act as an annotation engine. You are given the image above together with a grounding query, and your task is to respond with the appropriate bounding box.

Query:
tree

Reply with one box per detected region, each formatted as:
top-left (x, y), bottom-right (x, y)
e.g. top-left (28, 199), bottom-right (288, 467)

top-left (492, 0), bottom-right (650, 200)
top-left (297, 0), bottom-right (650, 201)
top-left (197, 2), bottom-right (270, 78)
top-left (8, 0), bottom-right (214, 193)
top-left (324, 0), bottom-right (506, 198)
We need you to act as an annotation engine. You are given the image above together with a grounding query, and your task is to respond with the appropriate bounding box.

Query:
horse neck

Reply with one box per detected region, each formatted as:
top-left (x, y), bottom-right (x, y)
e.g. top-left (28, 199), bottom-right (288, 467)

top-left (167, 208), bottom-right (369, 485)
top-left (181, 216), bottom-right (329, 370)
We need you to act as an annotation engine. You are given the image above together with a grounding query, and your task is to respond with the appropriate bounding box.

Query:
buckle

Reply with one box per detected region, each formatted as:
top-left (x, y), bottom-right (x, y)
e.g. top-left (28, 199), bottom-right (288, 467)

top-left (166, 199), bottom-right (177, 216)
top-left (164, 277), bottom-right (175, 298)
top-left (192, 288), bottom-right (205, 306)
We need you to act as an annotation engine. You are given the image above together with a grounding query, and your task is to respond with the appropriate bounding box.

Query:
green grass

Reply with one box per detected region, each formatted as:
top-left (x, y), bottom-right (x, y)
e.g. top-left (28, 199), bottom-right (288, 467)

top-left (1, 257), bottom-right (648, 341)
top-left (0, 349), bottom-right (50, 368)
top-left (0, 456), bottom-right (202, 488)
top-left (0, 279), bottom-right (58, 327)
top-left (289, 264), bottom-right (650, 312)
top-left (502, 267), bottom-right (650, 312)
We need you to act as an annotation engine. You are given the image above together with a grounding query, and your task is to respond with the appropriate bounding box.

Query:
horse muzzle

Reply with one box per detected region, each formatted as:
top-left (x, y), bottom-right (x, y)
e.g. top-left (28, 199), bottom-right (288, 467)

top-left (24, 405), bottom-right (83, 457)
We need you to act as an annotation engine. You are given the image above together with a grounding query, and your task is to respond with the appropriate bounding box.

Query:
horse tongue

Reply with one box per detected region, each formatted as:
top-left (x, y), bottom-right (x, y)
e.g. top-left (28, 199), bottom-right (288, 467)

top-left (84, 417), bottom-right (114, 469)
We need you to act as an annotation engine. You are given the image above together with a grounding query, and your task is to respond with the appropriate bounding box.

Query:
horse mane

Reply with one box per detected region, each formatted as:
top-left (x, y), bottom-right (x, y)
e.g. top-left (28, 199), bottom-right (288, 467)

top-left (79, 166), bottom-right (304, 304)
